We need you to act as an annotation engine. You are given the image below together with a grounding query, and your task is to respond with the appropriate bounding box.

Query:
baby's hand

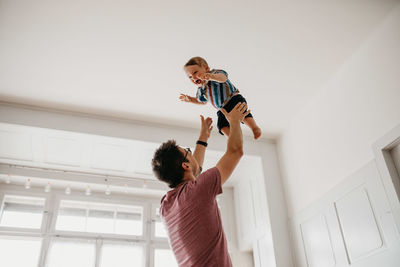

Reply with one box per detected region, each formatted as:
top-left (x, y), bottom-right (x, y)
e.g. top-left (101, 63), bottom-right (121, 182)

top-left (198, 73), bottom-right (211, 81)
top-left (179, 93), bottom-right (191, 102)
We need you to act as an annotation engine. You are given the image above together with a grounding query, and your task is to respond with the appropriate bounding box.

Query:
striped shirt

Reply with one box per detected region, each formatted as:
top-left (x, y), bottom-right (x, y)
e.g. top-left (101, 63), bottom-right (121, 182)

top-left (196, 69), bottom-right (239, 109)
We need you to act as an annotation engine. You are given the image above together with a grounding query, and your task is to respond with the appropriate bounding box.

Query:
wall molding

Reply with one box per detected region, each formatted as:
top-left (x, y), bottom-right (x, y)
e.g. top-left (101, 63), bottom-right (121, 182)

top-left (290, 161), bottom-right (400, 267)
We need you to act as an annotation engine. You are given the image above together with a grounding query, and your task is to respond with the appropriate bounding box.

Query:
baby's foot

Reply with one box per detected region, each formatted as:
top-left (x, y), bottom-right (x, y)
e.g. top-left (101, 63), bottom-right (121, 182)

top-left (252, 127), bottom-right (262, 140)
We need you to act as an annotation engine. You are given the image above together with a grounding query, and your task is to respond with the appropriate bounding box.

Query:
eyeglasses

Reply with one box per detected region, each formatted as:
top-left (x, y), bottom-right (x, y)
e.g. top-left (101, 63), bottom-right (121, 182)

top-left (183, 147), bottom-right (191, 162)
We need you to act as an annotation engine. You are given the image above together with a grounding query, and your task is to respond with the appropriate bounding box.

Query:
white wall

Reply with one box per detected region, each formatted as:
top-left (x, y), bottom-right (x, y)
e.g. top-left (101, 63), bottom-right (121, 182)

top-left (278, 3), bottom-right (400, 217)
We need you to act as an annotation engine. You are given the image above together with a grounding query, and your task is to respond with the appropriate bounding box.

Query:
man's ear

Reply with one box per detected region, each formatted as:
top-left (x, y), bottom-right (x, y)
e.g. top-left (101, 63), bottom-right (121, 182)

top-left (182, 162), bottom-right (189, 171)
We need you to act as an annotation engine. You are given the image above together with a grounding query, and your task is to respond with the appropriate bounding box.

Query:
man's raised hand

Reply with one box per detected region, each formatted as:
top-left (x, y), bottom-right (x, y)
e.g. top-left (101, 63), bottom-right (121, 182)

top-left (199, 115), bottom-right (213, 140)
top-left (220, 102), bottom-right (250, 124)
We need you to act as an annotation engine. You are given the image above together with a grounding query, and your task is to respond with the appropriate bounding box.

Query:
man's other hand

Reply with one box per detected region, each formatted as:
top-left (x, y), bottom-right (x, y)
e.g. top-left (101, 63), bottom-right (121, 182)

top-left (220, 102), bottom-right (250, 124)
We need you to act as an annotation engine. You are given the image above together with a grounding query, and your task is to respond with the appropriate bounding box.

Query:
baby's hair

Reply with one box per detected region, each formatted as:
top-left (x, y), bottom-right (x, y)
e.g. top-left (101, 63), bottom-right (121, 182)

top-left (184, 56), bottom-right (209, 69)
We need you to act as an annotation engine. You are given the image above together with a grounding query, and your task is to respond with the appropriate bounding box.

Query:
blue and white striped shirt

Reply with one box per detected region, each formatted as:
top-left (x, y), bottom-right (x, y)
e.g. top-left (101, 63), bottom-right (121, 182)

top-left (196, 69), bottom-right (239, 109)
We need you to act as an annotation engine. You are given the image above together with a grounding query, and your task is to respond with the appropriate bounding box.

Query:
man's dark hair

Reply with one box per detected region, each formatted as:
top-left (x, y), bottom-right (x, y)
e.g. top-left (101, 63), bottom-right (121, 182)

top-left (152, 140), bottom-right (187, 188)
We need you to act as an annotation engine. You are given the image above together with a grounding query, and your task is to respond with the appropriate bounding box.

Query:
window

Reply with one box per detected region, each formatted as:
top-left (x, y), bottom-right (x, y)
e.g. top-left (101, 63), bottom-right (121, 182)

top-left (46, 239), bottom-right (96, 267)
top-left (0, 195), bottom-right (45, 229)
top-left (87, 208), bottom-right (115, 234)
top-left (152, 207), bottom-right (178, 267)
top-left (154, 249), bottom-right (178, 267)
top-left (0, 190), bottom-right (173, 267)
top-left (0, 236), bottom-right (42, 267)
top-left (154, 207), bottom-right (168, 238)
top-left (115, 210), bottom-right (143, 235)
top-left (56, 200), bottom-right (143, 236)
top-left (55, 204), bottom-right (86, 232)
top-left (100, 242), bottom-right (144, 267)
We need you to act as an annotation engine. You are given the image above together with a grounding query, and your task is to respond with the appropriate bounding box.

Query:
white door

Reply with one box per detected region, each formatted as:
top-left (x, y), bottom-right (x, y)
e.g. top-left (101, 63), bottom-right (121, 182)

top-left (390, 143), bottom-right (400, 178)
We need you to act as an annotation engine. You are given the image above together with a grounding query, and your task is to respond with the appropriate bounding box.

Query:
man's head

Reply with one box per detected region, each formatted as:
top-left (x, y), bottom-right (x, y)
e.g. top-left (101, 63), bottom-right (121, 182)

top-left (152, 140), bottom-right (199, 188)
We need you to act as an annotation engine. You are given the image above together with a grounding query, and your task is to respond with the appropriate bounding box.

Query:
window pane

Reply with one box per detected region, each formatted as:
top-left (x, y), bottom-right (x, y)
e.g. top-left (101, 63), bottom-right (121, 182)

top-left (100, 243), bottom-right (144, 267)
top-left (155, 208), bottom-right (167, 238)
top-left (154, 249), bottom-right (178, 267)
top-left (0, 195), bottom-right (45, 229)
top-left (155, 221), bottom-right (168, 238)
top-left (46, 240), bottom-right (95, 267)
top-left (56, 207), bottom-right (86, 232)
top-left (0, 236), bottom-right (42, 267)
top-left (115, 211), bottom-right (143, 235)
top-left (87, 209), bottom-right (114, 234)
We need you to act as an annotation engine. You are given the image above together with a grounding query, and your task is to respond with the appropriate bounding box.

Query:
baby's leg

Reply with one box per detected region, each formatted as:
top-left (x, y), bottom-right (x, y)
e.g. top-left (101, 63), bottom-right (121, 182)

top-left (244, 117), bottom-right (262, 139)
top-left (217, 109), bottom-right (230, 137)
top-left (220, 126), bottom-right (230, 137)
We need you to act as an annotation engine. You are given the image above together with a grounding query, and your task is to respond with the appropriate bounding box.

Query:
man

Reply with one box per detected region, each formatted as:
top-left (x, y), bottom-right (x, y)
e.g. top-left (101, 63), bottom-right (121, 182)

top-left (152, 102), bottom-right (250, 266)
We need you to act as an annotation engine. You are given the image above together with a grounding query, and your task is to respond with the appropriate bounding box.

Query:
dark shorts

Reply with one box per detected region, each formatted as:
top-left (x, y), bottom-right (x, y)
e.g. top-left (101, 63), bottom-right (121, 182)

top-left (217, 94), bottom-right (253, 135)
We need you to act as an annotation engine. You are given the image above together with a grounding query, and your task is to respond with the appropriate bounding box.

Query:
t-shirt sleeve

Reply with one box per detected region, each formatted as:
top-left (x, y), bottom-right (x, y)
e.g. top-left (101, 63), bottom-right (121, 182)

top-left (196, 87), bottom-right (208, 103)
top-left (194, 167), bottom-right (222, 198)
top-left (212, 69), bottom-right (228, 78)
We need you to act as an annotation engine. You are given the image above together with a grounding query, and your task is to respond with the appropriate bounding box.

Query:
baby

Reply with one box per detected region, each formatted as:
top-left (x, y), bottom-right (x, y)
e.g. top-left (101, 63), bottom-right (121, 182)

top-left (179, 56), bottom-right (261, 139)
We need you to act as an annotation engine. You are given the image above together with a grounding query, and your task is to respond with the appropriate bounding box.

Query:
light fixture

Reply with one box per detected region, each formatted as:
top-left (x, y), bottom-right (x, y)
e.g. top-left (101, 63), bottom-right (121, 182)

top-left (65, 185), bottom-right (71, 195)
top-left (105, 185), bottom-right (111, 195)
top-left (25, 178), bottom-right (31, 189)
top-left (5, 174), bottom-right (11, 184)
top-left (85, 186), bottom-right (92, 196)
top-left (142, 180), bottom-right (147, 188)
top-left (44, 182), bottom-right (51, 193)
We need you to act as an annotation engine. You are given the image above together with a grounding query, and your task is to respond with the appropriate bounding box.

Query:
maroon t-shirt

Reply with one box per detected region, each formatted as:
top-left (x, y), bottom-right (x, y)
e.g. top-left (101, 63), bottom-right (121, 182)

top-left (160, 167), bottom-right (232, 267)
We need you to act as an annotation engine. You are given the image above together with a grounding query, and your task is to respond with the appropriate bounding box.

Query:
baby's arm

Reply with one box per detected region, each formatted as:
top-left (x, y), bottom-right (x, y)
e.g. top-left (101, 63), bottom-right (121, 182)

top-left (179, 94), bottom-right (207, 105)
top-left (200, 72), bottom-right (227, 83)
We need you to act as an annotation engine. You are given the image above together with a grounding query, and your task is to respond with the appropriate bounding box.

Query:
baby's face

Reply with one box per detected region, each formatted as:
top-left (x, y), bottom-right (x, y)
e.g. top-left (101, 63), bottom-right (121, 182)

top-left (184, 65), bottom-right (208, 87)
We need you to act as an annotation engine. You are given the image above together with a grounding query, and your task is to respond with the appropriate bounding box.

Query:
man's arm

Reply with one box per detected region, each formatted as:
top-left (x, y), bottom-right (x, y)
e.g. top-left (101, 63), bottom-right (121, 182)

top-left (193, 115), bottom-right (213, 175)
top-left (216, 102), bottom-right (250, 185)
top-left (179, 94), bottom-right (207, 105)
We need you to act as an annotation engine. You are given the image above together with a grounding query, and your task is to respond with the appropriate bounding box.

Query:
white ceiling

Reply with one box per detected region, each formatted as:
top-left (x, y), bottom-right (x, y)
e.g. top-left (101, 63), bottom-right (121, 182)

top-left (0, 0), bottom-right (398, 138)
